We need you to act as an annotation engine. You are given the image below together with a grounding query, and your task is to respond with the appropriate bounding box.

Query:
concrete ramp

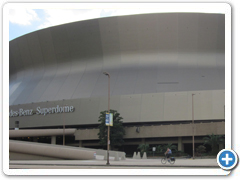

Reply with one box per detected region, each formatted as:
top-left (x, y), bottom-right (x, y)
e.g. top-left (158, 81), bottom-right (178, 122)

top-left (9, 129), bottom-right (76, 138)
top-left (10, 140), bottom-right (95, 160)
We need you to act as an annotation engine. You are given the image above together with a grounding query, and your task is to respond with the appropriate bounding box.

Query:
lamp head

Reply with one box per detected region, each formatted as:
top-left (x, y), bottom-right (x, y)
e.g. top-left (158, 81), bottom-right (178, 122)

top-left (103, 72), bottom-right (109, 76)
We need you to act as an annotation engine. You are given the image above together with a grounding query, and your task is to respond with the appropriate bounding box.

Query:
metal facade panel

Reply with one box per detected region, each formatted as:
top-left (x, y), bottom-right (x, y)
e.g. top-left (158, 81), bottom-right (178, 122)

top-left (156, 13), bottom-right (179, 52)
top-left (78, 98), bottom-right (101, 124)
top-left (119, 94), bottom-right (142, 123)
top-left (90, 73), bottom-right (110, 97)
top-left (9, 41), bottom-right (25, 101)
top-left (134, 57), bottom-right (158, 94)
top-left (134, 76), bottom-right (158, 94)
top-left (212, 90), bottom-right (225, 119)
top-left (26, 32), bottom-right (45, 68)
top-left (11, 36), bottom-right (35, 105)
top-left (99, 17), bottom-right (120, 52)
top-left (136, 14), bottom-right (159, 51)
top-left (163, 91), bottom-right (189, 121)
top-left (10, 40), bottom-right (27, 75)
top-left (23, 32), bottom-right (45, 103)
top-left (98, 96), bottom-right (121, 113)
top-left (9, 47), bottom-right (18, 95)
top-left (54, 61), bottom-right (86, 100)
top-left (85, 70), bottom-right (102, 97)
top-left (26, 66), bottom-right (57, 103)
top-left (178, 13), bottom-right (199, 53)
top-left (9, 90), bottom-right (224, 129)
top-left (40, 64), bottom-right (71, 102)
top-left (37, 28), bottom-right (57, 65)
top-left (9, 13), bottom-right (225, 109)
top-left (195, 91), bottom-right (213, 120)
top-left (51, 25), bottom-right (70, 55)
top-left (140, 93), bottom-right (164, 122)
top-left (12, 73), bottom-right (33, 105)
top-left (113, 68), bottom-right (138, 96)
top-left (17, 36), bottom-right (34, 70)
top-left (9, 46), bottom-right (17, 82)
top-left (71, 67), bottom-right (102, 99)
top-left (118, 16), bottom-right (139, 51)
top-left (9, 76), bottom-right (24, 105)
top-left (197, 14), bottom-right (224, 52)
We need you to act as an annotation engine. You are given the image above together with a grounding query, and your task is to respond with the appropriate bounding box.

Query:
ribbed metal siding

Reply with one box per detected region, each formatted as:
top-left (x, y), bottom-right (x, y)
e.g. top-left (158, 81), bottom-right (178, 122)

top-left (9, 13), bottom-right (225, 106)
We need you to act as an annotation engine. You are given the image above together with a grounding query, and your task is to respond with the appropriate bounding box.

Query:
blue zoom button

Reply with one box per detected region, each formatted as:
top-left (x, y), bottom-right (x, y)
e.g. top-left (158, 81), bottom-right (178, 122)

top-left (217, 149), bottom-right (238, 170)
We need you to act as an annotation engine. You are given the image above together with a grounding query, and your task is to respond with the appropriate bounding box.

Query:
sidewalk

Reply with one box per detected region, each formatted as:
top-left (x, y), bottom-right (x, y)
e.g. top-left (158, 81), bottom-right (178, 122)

top-left (9, 158), bottom-right (219, 168)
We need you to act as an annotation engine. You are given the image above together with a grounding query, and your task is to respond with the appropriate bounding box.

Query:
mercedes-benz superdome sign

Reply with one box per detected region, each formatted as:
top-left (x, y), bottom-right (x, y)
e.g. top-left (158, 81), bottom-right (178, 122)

top-left (9, 105), bottom-right (75, 117)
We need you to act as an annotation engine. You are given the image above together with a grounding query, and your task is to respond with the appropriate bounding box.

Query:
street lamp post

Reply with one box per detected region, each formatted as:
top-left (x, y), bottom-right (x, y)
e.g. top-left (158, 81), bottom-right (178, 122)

top-left (103, 72), bottom-right (110, 165)
top-left (63, 100), bottom-right (66, 146)
top-left (192, 93), bottom-right (195, 159)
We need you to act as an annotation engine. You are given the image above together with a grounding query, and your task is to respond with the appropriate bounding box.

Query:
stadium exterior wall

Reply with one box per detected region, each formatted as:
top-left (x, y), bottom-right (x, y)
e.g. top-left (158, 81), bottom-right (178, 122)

top-left (9, 13), bottom-right (225, 156)
top-left (9, 13), bottom-right (224, 107)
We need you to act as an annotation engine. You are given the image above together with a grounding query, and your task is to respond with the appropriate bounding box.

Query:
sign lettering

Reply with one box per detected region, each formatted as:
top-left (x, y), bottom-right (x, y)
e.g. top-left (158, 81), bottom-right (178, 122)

top-left (9, 105), bottom-right (75, 117)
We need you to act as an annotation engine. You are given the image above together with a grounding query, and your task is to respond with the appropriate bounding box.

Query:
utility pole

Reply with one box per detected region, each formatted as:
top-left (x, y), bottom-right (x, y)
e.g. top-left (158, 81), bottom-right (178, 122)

top-left (192, 93), bottom-right (195, 159)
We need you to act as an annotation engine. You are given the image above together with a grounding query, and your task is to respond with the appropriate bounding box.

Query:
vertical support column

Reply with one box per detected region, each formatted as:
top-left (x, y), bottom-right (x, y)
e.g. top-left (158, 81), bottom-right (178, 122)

top-left (51, 136), bottom-right (56, 144)
top-left (15, 121), bottom-right (19, 130)
top-left (79, 140), bottom-right (83, 147)
top-left (178, 137), bottom-right (184, 152)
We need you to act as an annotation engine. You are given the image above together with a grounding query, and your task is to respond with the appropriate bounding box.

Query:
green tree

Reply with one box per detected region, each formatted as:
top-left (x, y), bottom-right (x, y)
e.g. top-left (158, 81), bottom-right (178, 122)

top-left (196, 145), bottom-right (206, 158)
top-left (156, 145), bottom-right (164, 153)
top-left (203, 134), bottom-right (224, 155)
top-left (156, 143), bottom-right (177, 154)
top-left (97, 109), bottom-right (125, 149)
top-left (137, 143), bottom-right (150, 157)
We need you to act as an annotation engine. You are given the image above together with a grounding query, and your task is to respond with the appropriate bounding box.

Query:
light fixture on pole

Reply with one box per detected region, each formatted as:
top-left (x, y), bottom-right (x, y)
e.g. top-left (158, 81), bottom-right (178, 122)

top-left (103, 71), bottom-right (110, 165)
top-left (192, 93), bottom-right (195, 159)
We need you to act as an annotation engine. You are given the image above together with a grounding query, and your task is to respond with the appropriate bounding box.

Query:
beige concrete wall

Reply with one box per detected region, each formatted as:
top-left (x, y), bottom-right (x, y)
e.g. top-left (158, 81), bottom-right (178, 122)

top-left (74, 129), bottom-right (99, 140)
top-left (75, 121), bottom-right (224, 140)
top-left (80, 139), bottom-right (206, 147)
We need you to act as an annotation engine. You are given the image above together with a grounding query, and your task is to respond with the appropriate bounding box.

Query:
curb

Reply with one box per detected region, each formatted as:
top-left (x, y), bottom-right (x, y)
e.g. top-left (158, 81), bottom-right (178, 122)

top-left (9, 163), bottom-right (219, 168)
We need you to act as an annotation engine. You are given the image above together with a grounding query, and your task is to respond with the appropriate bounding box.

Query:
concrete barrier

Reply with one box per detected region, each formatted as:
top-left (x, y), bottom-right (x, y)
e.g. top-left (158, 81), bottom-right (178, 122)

top-left (114, 152), bottom-right (119, 161)
top-left (104, 152), bottom-right (107, 160)
top-left (136, 152), bottom-right (141, 159)
top-left (77, 147), bottom-right (125, 160)
top-left (121, 153), bottom-right (126, 160)
top-left (10, 140), bottom-right (95, 160)
top-left (142, 152), bottom-right (147, 159)
top-left (133, 152), bottom-right (137, 159)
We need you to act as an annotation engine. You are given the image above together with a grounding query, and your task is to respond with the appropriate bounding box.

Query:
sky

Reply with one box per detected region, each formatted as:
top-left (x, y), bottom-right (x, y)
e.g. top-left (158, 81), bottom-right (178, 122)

top-left (8, 3), bottom-right (227, 41)
top-left (8, 7), bottom-right (164, 41)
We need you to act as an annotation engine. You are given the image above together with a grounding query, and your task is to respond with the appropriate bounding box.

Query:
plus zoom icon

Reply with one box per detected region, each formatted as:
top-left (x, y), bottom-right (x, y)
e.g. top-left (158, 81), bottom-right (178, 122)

top-left (217, 149), bottom-right (238, 170)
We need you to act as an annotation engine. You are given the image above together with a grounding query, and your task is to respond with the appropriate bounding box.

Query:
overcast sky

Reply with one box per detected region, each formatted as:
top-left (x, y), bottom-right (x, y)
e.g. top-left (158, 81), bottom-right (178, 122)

top-left (9, 8), bottom-right (117, 40)
top-left (8, 6), bottom-right (166, 41)
top-left (8, 3), bottom-right (226, 41)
